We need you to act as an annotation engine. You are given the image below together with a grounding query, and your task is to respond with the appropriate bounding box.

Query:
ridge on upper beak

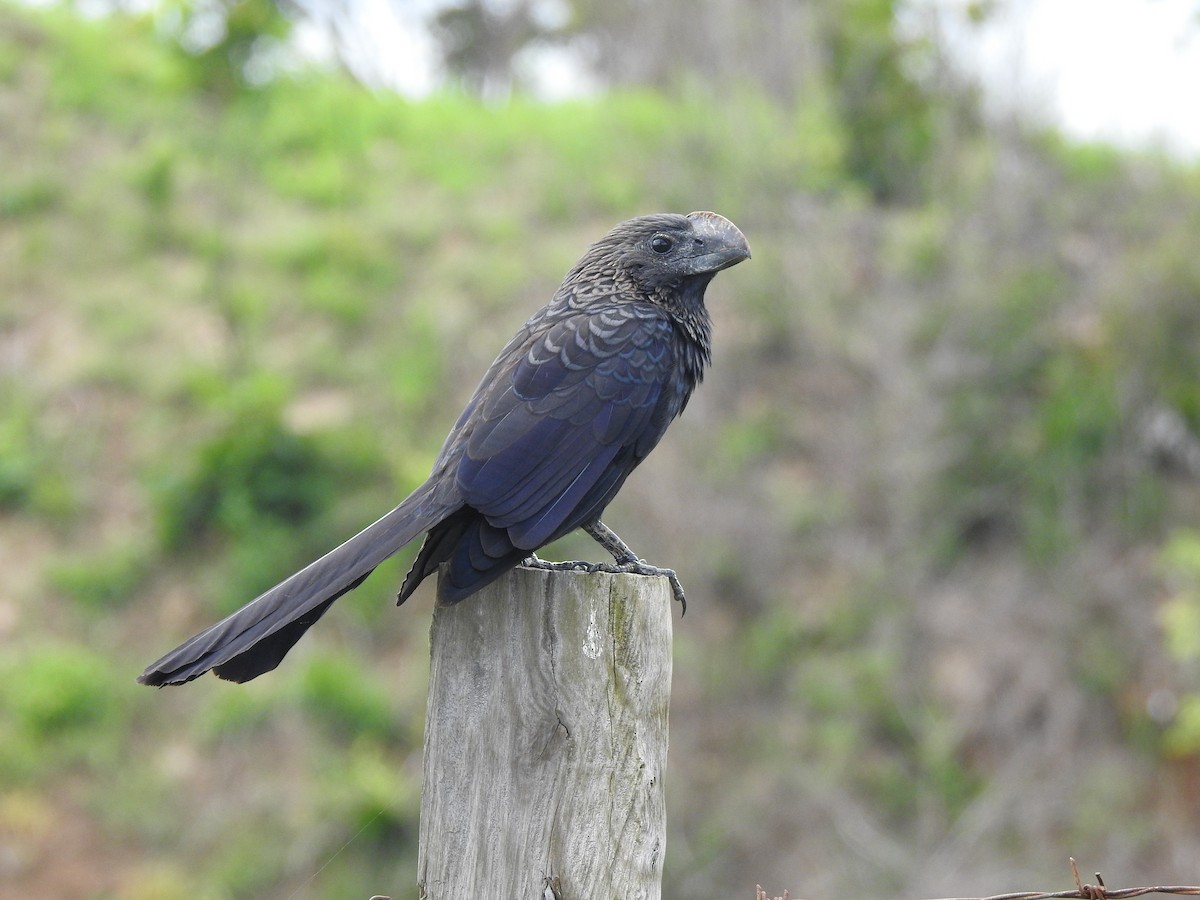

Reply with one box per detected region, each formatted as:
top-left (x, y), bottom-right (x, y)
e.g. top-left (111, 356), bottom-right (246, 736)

top-left (684, 211), bottom-right (751, 275)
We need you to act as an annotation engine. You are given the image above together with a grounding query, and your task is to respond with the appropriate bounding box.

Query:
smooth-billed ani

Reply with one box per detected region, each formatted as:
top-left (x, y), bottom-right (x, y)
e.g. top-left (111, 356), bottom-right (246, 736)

top-left (139, 211), bottom-right (750, 686)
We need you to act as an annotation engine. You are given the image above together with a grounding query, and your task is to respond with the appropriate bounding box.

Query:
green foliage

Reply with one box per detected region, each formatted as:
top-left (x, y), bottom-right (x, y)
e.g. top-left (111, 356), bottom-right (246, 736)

top-left (0, 644), bottom-right (132, 782)
top-left (47, 542), bottom-right (152, 613)
top-left (711, 409), bottom-right (786, 478)
top-left (1037, 131), bottom-right (1125, 186)
top-left (0, 398), bottom-right (75, 520)
top-left (162, 0), bottom-right (293, 96)
top-left (154, 374), bottom-right (390, 610)
top-left (927, 147), bottom-right (1200, 570)
top-left (0, 400), bottom-right (45, 511)
top-left (0, 175), bottom-right (61, 218)
top-left (1159, 530), bottom-right (1200, 755)
top-left (1113, 230), bottom-right (1200, 429)
top-left (197, 683), bottom-right (282, 741)
top-left (935, 265), bottom-right (1126, 562)
top-left (267, 217), bottom-right (401, 324)
top-left (296, 654), bottom-right (401, 743)
top-left (204, 821), bottom-right (293, 897)
top-left (34, 6), bottom-right (190, 121)
top-left (820, 0), bottom-right (940, 202)
top-left (1023, 347), bottom-right (1121, 560)
top-left (318, 738), bottom-right (420, 837)
top-left (3, 647), bottom-right (119, 737)
top-left (158, 397), bottom-right (335, 551)
top-left (884, 204), bottom-right (952, 279)
top-left (1165, 695), bottom-right (1200, 757)
top-left (723, 581), bottom-right (983, 823)
top-left (387, 305), bottom-right (449, 418)
top-left (129, 139), bottom-right (178, 212)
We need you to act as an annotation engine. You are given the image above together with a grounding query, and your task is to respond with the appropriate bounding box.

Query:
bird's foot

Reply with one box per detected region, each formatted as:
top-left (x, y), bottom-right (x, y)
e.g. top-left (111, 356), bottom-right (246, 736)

top-left (589, 559), bottom-right (687, 613)
top-left (520, 553), bottom-right (591, 573)
top-left (519, 553), bottom-right (687, 613)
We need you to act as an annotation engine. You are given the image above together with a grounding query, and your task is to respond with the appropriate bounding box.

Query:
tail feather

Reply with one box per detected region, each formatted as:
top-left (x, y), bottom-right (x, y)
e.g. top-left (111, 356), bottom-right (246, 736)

top-left (139, 482), bottom-right (456, 686)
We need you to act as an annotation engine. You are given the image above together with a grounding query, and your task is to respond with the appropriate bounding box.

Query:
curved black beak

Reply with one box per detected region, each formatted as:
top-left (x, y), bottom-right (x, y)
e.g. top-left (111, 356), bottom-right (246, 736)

top-left (684, 211), bottom-right (752, 275)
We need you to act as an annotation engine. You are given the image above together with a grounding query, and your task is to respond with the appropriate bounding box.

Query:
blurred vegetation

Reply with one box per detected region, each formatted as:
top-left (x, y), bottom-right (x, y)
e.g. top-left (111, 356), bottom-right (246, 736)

top-left (820, 0), bottom-right (941, 202)
top-left (1160, 532), bottom-right (1200, 755)
top-left (2, 1), bottom-right (1200, 898)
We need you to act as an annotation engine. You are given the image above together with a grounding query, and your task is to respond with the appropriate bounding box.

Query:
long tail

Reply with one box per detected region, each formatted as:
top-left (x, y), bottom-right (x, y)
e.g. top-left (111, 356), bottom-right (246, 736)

top-left (139, 480), bottom-right (457, 686)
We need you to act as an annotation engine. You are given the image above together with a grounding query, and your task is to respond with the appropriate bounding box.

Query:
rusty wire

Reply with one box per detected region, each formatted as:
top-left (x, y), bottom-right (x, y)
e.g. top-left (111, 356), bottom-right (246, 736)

top-left (928, 886), bottom-right (1200, 900)
top-left (756, 859), bottom-right (1200, 900)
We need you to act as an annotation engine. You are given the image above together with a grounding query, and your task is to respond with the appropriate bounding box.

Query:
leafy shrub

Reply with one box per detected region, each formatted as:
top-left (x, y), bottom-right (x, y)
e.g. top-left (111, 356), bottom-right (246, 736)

top-left (820, 0), bottom-right (940, 202)
top-left (158, 408), bottom-right (338, 550)
top-left (1160, 530), bottom-right (1200, 756)
top-left (297, 654), bottom-right (400, 742)
top-left (47, 543), bottom-right (152, 612)
top-left (0, 644), bottom-right (132, 782)
top-left (0, 176), bottom-right (61, 218)
top-left (155, 374), bottom-right (391, 610)
top-left (0, 400), bottom-right (76, 520)
top-left (3, 647), bottom-right (120, 737)
top-left (935, 265), bottom-right (1124, 561)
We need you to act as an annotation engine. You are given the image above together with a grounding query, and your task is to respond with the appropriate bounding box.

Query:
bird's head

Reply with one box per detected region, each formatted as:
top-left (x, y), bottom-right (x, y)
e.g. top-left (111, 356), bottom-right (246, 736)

top-left (571, 211), bottom-right (751, 295)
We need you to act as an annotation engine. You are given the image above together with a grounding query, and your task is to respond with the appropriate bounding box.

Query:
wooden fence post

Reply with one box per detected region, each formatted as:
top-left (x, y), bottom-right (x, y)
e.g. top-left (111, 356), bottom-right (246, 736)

top-left (416, 565), bottom-right (673, 900)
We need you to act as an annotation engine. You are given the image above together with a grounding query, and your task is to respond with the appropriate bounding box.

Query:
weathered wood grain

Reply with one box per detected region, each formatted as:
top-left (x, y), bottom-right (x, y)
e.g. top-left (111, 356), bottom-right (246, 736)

top-left (417, 565), bottom-right (673, 900)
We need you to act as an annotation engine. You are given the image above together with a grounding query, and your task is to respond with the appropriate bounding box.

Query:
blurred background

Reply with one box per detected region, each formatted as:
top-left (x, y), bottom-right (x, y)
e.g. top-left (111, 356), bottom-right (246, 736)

top-left (3, 0), bottom-right (1200, 897)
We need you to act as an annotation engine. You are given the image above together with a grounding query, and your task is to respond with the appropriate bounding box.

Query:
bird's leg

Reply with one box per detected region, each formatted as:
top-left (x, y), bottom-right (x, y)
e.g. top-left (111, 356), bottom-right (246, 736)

top-left (582, 520), bottom-right (638, 564)
top-left (518, 522), bottom-right (687, 612)
top-left (583, 520), bottom-right (687, 613)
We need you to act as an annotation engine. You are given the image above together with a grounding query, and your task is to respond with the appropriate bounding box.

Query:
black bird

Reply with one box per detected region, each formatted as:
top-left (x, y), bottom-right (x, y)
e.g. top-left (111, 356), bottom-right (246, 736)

top-left (138, 211), bottom-right (750, 686)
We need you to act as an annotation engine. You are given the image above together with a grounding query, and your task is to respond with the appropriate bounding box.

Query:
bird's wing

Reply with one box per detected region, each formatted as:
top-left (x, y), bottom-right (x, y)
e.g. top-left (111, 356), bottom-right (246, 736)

top-left (455, 304), bottom-right (676, 549)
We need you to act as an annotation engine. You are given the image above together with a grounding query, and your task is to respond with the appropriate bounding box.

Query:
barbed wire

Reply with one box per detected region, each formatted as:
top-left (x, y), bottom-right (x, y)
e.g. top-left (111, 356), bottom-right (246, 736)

top-left (755, 859), bottom-right (1200, 900)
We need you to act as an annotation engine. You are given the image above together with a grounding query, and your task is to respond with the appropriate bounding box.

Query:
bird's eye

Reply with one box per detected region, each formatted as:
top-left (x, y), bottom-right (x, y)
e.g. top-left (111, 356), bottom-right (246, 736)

top-left (650, 235), bottom-right (673, 254)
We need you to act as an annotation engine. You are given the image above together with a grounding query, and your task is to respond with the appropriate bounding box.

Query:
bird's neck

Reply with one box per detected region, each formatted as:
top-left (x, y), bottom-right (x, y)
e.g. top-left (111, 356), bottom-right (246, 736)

top-left (654, 275), bottom-right (714, 383)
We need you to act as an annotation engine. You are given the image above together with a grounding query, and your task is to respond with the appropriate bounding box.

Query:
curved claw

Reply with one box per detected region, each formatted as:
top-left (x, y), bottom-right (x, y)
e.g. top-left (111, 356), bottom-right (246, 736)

top-left (577, 520), bottom-right (688, 613)
top-left (580, 560), bottom-right (687, 615)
